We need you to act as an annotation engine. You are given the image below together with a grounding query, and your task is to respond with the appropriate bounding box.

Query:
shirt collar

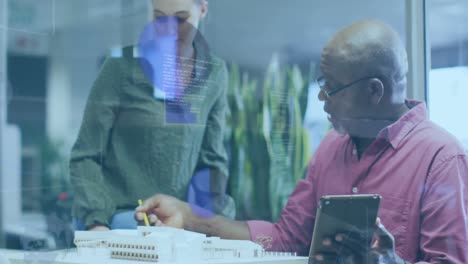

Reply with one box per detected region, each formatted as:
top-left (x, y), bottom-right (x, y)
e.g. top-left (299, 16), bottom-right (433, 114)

top-left (378, 99), bottom-right (428, 149)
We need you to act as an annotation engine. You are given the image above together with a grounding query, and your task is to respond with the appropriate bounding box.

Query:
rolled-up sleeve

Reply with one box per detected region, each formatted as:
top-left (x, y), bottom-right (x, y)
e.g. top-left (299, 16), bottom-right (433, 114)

top-left (247, 163), bottom-right (318, 256)
top-left (417, 154), bottom-right (468, 264)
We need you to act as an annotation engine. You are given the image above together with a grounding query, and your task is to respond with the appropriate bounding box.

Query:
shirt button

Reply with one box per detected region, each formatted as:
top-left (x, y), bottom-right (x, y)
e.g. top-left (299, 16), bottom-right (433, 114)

top-left (352, 149), bottom-right (357, 155)
top-left (352, 187), bottom-right (358, 193)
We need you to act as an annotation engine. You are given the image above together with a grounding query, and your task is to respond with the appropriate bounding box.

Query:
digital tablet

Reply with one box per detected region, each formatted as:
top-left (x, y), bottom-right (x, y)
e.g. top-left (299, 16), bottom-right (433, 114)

top-left (308, 194), bottom-right (381, 263)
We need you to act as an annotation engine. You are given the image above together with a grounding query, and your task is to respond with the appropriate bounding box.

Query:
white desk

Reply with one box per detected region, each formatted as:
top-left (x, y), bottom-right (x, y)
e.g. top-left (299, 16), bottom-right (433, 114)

top-left (1, 249), bottom-right (308, 264)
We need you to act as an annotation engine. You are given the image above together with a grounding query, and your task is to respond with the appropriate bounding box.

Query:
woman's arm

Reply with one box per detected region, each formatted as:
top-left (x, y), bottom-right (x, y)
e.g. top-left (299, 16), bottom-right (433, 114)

top-left (191, 61), bottom-right (235, 218)
top-left (70, 58), bottom-right (122, 229)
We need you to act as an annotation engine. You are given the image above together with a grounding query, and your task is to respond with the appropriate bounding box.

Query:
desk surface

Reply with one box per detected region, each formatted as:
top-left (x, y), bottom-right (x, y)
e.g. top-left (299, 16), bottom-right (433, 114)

top-left (0, 249), bottom-right (308, 264)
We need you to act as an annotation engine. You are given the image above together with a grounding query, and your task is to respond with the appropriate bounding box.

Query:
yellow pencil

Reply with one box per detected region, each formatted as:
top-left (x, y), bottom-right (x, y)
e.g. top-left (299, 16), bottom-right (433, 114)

top-left (138, 199), bottom-right (150, 226)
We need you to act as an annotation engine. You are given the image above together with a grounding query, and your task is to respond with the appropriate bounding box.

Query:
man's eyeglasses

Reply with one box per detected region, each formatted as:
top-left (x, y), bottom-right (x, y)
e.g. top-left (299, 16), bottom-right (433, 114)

top-left (316, 76), bottom-right (380, 98)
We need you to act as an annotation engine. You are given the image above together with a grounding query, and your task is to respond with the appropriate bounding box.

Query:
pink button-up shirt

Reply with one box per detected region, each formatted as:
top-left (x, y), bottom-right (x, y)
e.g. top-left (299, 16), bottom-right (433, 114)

top-left (247, 101), bottom-right (468, 263)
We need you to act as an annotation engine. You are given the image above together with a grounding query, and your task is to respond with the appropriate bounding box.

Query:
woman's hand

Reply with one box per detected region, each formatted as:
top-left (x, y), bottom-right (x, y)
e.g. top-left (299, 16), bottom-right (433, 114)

top-left (88, 225), bottom-right (110, 231)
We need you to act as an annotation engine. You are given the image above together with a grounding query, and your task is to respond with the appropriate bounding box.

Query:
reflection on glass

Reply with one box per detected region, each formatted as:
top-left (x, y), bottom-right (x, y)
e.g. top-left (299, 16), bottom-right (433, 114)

top-left (1, 0), bottom-right (409, 253)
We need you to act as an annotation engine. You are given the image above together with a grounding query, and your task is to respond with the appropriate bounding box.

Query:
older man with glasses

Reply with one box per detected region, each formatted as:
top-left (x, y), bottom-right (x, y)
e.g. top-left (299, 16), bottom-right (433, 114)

top-left (136, 19), bottom-right (468, 264)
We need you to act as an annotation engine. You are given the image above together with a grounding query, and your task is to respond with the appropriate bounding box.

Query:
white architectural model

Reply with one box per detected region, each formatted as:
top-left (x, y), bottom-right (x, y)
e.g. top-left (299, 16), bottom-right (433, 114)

top-left (74, 226), bottom-right (298, 263)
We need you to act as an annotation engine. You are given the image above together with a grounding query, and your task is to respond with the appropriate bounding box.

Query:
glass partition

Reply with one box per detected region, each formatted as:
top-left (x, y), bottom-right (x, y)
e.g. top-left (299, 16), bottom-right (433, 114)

top-left (1, 0), bottom-right (406, 251)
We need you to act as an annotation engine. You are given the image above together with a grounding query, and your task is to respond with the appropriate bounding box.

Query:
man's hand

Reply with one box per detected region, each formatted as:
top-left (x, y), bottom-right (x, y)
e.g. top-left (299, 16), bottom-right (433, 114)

top-left (135, 194), bottom-right (189, 229)
top-left (135, 194), bottom-right (251, 240)
top-left (88, 225), bottom-right (110, 231)
top-left (313, 218), bottom-right (410, 264)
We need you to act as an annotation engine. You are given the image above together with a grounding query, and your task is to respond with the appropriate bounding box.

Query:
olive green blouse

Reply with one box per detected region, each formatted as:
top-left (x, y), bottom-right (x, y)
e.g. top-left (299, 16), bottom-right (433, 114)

top-left (70, 44), bottom-right (234, 228)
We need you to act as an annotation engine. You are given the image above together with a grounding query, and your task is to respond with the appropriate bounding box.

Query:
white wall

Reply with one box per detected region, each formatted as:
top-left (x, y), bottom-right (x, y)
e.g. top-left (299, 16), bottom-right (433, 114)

top-left (1, 125), bottom-right (22, 227)
top-left (46, 52), bottom-right (72, 142)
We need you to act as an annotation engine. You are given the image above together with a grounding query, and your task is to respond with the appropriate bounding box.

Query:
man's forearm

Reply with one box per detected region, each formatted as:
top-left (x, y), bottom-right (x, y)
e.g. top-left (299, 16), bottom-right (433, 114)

top-left (138, 194), bottom-right (250, 240)
top-left (185, 213), bottom-right (250, 240)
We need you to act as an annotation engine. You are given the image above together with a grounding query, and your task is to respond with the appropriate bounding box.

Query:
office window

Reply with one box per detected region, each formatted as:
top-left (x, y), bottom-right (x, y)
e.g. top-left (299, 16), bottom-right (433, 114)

top-left (427, 0), bottom-right (468, 150)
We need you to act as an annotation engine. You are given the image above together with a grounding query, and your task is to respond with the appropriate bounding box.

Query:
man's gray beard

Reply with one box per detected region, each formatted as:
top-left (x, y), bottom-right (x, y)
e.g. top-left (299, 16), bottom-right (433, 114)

top-left (332, 122), bottom-right (348, 136)
top-left (333, 118), bottom-right (394, 138)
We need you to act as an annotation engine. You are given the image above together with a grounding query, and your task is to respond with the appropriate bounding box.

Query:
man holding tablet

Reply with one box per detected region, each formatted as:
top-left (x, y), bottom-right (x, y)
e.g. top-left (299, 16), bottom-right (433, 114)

top-left (136, 20), bottom-right (468, 263)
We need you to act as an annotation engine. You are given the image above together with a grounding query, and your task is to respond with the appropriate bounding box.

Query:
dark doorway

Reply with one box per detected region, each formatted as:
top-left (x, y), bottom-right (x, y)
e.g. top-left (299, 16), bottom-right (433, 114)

top-left (7, 54), bottom-right (48, 212)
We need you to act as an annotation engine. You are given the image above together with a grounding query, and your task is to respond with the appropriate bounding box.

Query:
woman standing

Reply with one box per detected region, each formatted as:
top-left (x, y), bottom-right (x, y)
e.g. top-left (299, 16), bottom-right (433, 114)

top-left (70, 0), bottom-right (234, 231)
